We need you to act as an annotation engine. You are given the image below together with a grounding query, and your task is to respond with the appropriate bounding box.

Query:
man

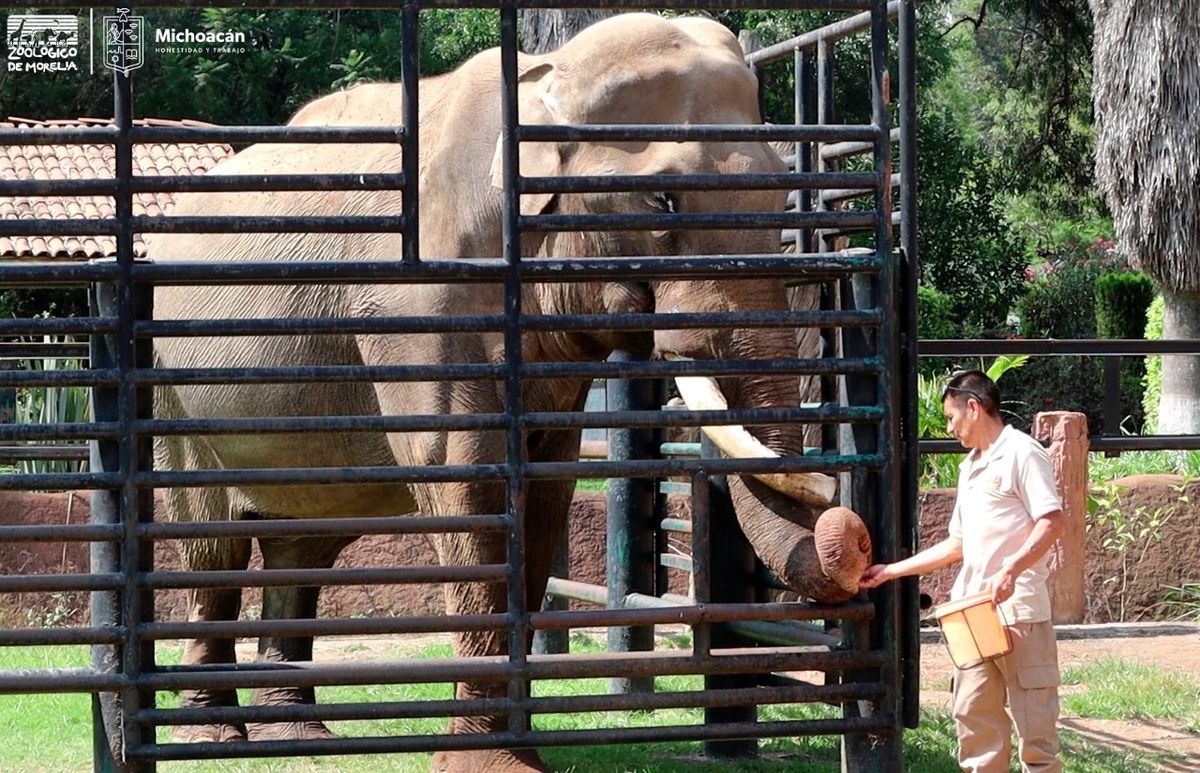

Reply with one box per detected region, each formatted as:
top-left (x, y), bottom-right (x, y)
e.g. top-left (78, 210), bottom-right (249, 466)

top-left (860, 370), bottom-right (1065, 772)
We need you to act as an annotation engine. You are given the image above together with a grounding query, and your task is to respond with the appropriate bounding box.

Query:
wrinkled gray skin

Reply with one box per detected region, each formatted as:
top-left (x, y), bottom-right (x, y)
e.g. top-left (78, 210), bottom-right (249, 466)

top-left (148, 14), bottom-right (869, 772)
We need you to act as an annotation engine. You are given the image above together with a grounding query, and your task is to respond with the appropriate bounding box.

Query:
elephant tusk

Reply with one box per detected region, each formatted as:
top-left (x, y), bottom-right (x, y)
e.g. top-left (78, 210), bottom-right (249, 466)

top-left (673, 373), bottom-right (837, 507)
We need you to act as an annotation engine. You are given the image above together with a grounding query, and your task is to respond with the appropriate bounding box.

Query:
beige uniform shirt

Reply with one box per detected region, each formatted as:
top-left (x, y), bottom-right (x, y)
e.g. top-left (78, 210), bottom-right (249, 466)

top-left (948, 424), bottom-right (1062, 623)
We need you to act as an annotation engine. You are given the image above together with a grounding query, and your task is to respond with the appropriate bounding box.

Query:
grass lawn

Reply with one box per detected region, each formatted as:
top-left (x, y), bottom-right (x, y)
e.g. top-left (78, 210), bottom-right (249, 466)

top-left (0, 642), bottom-right (1191, 772)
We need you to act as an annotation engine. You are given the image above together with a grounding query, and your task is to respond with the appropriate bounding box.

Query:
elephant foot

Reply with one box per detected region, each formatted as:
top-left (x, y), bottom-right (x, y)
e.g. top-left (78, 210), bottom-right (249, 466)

top-left (247, 720), bottom-right (336, 742)
top-left (813, 506), bottom-right (873, 596)
top-left (431, 748), bottom-right (548, 773)
top-left (172, 723), bottom-right (247, 743)
top-left (246, 685), bottom-right (336, 741)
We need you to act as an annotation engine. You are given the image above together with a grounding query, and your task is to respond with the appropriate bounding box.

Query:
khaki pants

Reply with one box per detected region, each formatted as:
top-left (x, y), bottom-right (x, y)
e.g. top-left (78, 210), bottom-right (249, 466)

top-left (951, 620), bottom-right (1061, 773)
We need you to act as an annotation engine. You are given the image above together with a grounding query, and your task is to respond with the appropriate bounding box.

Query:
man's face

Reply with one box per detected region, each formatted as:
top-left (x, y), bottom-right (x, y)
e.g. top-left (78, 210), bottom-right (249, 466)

top-left (943, 395), bottom-right (980, 450)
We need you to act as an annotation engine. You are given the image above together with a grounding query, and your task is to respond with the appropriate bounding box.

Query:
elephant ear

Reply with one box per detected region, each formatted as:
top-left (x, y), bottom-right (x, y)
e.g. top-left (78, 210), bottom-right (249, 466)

top-left (490, 62), bottom-right (561, 217)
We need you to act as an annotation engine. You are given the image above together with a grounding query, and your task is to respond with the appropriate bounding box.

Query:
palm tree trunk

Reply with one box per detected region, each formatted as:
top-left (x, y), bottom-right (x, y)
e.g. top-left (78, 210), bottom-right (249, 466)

top-left (1158, 289), bottom-right (1200, 434)
top-left (520, 9), bottom-right (616, 54)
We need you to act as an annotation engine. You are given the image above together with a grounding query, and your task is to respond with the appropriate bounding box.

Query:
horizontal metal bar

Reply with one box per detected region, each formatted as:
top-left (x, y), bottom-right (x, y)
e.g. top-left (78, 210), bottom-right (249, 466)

top-left (129, 125), bottom-right (404, 144)
top-left (134, 363), bottom-right (504, 385)
top-left (134, 356), bottom-right (879, 387)
top-left (129, 253), bottom-right (884, 286)
top-left (658, 481), bottom-right (692, 496)
top-left (140, 714), bottom-right (893, 762)
top-left (0, 669), bottom-right (125, 694)
top-left (0, 422), bottom-right (119, 441)
top-left (0, 444), bottom-right (89, 462)
top-left (0, 262), bottom-right (121, 287)
top-left (0, 317), bottom-right (115, 336)
top-left (134, 464), bottom-right (506, 488)
top-left (659, 517), bottom-right (693, 534)
top-left (920, 338), bottom-right (1200, 356)
top-left (0, 178), bottom-right (119, 197)
top-left (0, 368), bottom-right (118, 388)
top-left (141, 563), bottom-right (508, 590)
top-left (141, 647), bottom-right (886, 692)
top-left (0, 626), bottom-right (124, 646)
top-left (521, 171), bottom-right (879, 195)
top-left (518, 123), bottom-right (880, 144)
top-left (135, 308), bottom-right (881, 339)
top-left (746, 0), bottom-right (900, 64)
top-left (520, 210), bottom-right (876, 233)
top-left (528, 454), bottom-right (881, 480)
top-left (134, 215), bottom-right (406, 234)
top-left (131, 173), bottom-right (407, 194)
top-left (37, 0), bottom-right (875, 10)
top-left (0, 573), bottom-right (123, 592)
top-left (138, 514), bottom-right (508, 540)
top-left (0, 523), bottom-right (120, 543)
top-left (660, 443), bottom-right (701, 457)
top-left (660, 554), bottom-right (694, 573)
top-left (0, 342), bottom-right (88, 359)
top-left (0, 126), bottom-right (117, 144)
top-left (1088, 435), bottom-right (1200, 452)
top-left (818, 173), bottom-right (902, 205)
top-left (0, 219), bottom-right (118, 237)
top-left (139, 613), bottom-right (510, 642)
top-left (0, 472), bottom-right (121, 490)
top-left (137, 413), bottom-right (508, 436)
top-left (821, 128), bottom-right (901, 162)
top-left (141, 680), bottom-right (882, 729)
top-left (525, 405), bottom-right (884, 430)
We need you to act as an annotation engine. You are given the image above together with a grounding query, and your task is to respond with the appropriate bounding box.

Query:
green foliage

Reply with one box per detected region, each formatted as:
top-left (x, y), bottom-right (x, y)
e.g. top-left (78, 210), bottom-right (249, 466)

top-left (1087, 480), bottom-right (1187, 622)
top-left (1143, 295), bottom-right (1166, 432)
top-left (1095, 272), bottom-right (1155, 340)
top-left (1158, 583), bottom-right (1200, 624)
top-left (1002, 241), bottom-right (1127, 432)
top-left (11, 338), bottom-right (89, 476)
top-left (1093, 272), bottom-right (1155, 431)
top-left (1089, 450), bottom-right (1200, 484)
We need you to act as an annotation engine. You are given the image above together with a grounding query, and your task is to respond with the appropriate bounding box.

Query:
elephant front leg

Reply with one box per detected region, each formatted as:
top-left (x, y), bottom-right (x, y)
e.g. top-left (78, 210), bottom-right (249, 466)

top-left (246, 534), bottom-right (354, 742)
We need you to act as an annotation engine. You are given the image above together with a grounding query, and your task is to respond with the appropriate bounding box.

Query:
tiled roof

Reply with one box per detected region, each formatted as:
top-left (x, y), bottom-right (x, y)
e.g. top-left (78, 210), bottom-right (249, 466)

top-left (0, 117), bottom-right (234, 260)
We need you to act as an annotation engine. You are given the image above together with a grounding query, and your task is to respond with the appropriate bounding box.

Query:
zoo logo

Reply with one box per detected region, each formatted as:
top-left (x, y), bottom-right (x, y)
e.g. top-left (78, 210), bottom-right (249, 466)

top-left (103, 7), bottom-right (145, 77)
top-left (5, 14), bottom-right (79, 74)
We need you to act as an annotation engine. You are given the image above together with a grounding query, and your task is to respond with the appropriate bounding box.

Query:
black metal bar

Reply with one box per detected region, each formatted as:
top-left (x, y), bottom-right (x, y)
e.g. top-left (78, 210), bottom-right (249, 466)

top-left (0, 262), bottom-right (121, 286)
top-left (0, 317), bottom-right (116, 336)
top-left (141, 564), bottom-right (508, 590)
top-left (1, 670), bottom-right (126, 694)
top-left (797, 48), bottom-right (815, 253)
top-left (139, 613), bottom-right (510, 641)
top-left (137, 514), bottom-right (508, 540)
top-left (920, 338), bottom-right (1200, 356)
top-left (34, 0), bottom-right (876, 8)
top-left (700, 436), bottom-right (760, 759)
top-left (0, 523), bottom-right (120, 542)
top-left (128, 125), bottom-right (404, 144)
top-left (0, 573), bottom-right (125, 592)
top-left (521, 209), bottom-right (876, 233)
top-left (746, 0), bottom-right (901, 64)
top-left (0, 369), bottom-right (119, 388)
top-left (820, 128), bottom-right (901, 162)
top-left (129, 173), bottom-right (407, 194)
top-left (0, 444), bottom-right (89, 462)
top-left (0, 471), bottom-right (121, 490)
top-left (605, 354), bottom-right (657, 695)
top-left (0, 627), bottom-right (125, 646)
top-left (139, 715), bottom-right (893, 762)
top-left (401, 0), bottom-right (420, 265)
top-left (0, 342), bottom-right (89, 359)
top-left (898, 0), bottom-right (922, 731)
top-left (0, 126), bottom-right (117, 144)
top-left (0, 422), bottom-right (120, 440)
top-left (127, 253), bottom-right (883, 285)
top-left (522, 171), bottom-right (879, 194)
top-left (499, 2), bottom-right (530, 741)
top-left (518, 123), bottom-right (878, 143)
top-left (132, 214), bottom-right (406, 233)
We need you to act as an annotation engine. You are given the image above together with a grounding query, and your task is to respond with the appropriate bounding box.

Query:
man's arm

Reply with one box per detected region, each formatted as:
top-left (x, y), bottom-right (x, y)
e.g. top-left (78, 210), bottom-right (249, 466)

top-left (986, 509), bottom-right (1065, 603)
top-left (859, 536), bottom-right (963, 589)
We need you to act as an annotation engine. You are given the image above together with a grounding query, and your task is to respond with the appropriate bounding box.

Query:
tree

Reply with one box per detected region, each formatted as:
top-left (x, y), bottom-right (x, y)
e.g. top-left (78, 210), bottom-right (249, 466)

top-left (520, 9), bottom-right (615, 54)
top-left (1090, 1), bottom-right (1200, 434)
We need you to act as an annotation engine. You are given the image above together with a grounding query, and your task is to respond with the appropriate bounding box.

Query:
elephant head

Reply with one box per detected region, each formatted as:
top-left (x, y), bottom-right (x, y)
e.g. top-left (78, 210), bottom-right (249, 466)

top-left (493, 14), bottom-right (873, 601)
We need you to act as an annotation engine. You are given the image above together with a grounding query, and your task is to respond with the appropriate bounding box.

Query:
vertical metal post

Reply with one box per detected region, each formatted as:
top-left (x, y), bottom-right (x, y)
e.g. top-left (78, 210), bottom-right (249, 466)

top-left (897, 0), bottom-right (922, 731)
top-left (400, 0), bottom-right (420, 265)
top-left (606, 354), bottom-right (655, 694)
top-left (1103, 357), bottom-right (1122, 453)
top-left (700, 435), bottom-right (758, 760)
top-left (91, 27), bottom-right (155, 769)
top-left (499, 1), bottom-right (530, 738)
top-left (796, 48), bottom-right (814, 254)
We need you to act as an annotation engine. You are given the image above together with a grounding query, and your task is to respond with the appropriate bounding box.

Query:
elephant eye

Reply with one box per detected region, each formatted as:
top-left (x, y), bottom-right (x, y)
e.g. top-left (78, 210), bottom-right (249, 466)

top-left (651, 192), bottom-right (678, 214)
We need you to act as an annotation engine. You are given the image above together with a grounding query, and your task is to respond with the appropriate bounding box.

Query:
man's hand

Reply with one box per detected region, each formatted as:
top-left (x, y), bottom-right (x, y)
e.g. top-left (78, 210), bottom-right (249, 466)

top-left (859, 563), bottom-right (894, 590)
top-left (985, 561), bottom-right (1017, 605)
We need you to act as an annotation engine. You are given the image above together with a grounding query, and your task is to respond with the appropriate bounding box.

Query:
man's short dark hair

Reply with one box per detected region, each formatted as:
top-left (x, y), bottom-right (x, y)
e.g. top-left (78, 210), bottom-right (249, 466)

top-left (941, 370), bottom-right (1001, 416)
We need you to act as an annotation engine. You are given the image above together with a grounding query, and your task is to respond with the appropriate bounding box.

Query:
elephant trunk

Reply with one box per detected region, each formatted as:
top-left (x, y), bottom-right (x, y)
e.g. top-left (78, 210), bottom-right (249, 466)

top-left (714, 371), bottom-right (872, 603)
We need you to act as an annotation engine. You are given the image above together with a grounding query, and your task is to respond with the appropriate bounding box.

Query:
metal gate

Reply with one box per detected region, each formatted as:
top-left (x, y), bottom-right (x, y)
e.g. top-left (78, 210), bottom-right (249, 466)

top-left (0, 1), bottom-right (916, 770)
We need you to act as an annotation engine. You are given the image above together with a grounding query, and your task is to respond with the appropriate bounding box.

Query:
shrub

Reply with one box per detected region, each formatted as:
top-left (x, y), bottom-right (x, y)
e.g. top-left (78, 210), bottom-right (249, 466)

top-left (1094, 272), bottom-right (1155, 433)
top-left (1143, 295), bottom-right (1165, 432)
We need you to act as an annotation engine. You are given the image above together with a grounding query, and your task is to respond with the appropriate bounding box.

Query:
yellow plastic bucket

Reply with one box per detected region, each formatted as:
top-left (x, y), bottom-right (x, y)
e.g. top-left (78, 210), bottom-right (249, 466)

top-left (932, 590), bottom-right (1013, 669)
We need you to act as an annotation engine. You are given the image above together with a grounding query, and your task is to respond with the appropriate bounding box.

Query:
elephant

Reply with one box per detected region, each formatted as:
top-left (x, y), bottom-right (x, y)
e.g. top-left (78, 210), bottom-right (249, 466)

top-left (147, 12), bottom-right (873, 772)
